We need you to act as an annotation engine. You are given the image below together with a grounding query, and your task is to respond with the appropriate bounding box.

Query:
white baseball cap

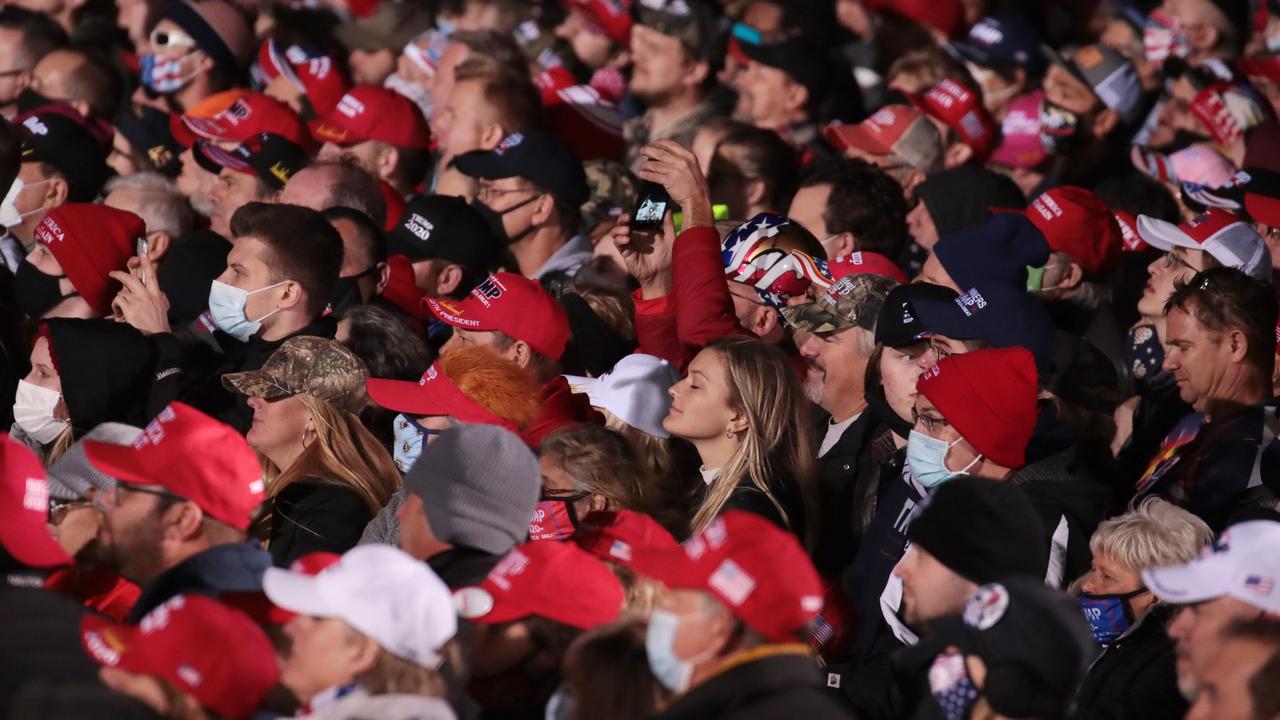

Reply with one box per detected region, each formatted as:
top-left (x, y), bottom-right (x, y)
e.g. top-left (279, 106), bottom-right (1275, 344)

top-left (1142, 520), bottom-right (1280, 614)
top-left (263, 544), bottom-right (457, 667)
top-left (1136, 208), bottom-right (1271, 281)
top-left (563, 354), bottom-right (680, 439)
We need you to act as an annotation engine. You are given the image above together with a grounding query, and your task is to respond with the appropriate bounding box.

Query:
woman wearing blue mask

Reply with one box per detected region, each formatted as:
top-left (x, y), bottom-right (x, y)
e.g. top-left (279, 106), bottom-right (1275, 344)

top-left (1074, 497), bottom-right (1213, 720)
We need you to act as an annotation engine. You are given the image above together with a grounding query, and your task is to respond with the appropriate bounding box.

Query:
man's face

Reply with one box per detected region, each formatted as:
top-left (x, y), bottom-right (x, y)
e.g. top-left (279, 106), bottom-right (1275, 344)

top-left (911, 392), bottom-right (984, 472)
top-left (348, 48), bottom-right (396, 86)
top-left (208, 168), bottom-right (266, 238)
top-left (426, 41), bottom-right (470, 111)
top-left (432, 78), bottom-right (492, 166)
top-left (1162, 304), bottom-right (1234, 412)
top-left (555, 9), bottom-right (615, 70)
top-left (881, 344), bottom-right (930, 423)
top-left (795, 326), bottom-right (870, 415)
top-left (787, 183), bottom-right (832, 247)
top-left (629, 25), bottom-right (692, 104)
top-left (907, 201), bottom-right (940, 252)
top-left (214, 236), bottom-right (287, 323)
top-left (915, 251), bottom-right (961, 292)
top-left (23, 242), bottom-right (93, 318)
top-left (276, 166), bottom-right (329, 212)
top-left (29, 50), bottom-right (82, 108)
top-left (93, 484), bottom-right (170, 583)
top-left (317, 140), bottom-right (385, 182)
top-left (395, 491), bottom-right (434, 560)
top-left (475, 177), bottom-right (542, 241)
top-left (653, 588), bottom-right (729, 664)
top-left (734, 61), bottom-right (801, 130)
top-left (1138, 247), bottom-right (1205, 319)
top-left (176, 147), bottom-right (215, 217)
top-left (1043, 62), bottom-right (1100, 118)
top-left (439, 326), bottom-right (517, 361)
top-left (1185, 636), bottom-right (1274, 720)
top-left (410, 258), bottom-right (446, 297)
top-left (0, 27), bottom-right (31, 107)
top-left (10, 162), bottom-right (56, 247)
top-left (330, 217), bottom-right (381, 302)
top-left (893, 543), bottom-right (978, 627)
top-left (1168, 596), bottom-right (1263, 699)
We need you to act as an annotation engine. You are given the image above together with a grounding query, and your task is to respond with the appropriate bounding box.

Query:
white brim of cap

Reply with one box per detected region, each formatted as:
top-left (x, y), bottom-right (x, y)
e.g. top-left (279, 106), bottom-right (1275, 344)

top-left (263, 567), bottom-right (338, 618)
top-left (562, 374), bottom-right (600, 398)
top-left (1141, 556), bottom-right (1233, 604)
top-left (1136, 214), bottom-right (1194, 253)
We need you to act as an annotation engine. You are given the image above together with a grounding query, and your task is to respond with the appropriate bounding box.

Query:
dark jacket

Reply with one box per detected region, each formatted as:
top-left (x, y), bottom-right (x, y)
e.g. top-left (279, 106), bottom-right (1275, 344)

top-left (429, 545), bottom-right (505, 589)
top-left (129, 541), bottom-right (271, 622)
top-left (0, 575), bottom-right (101, 715)
top-left (653, 645), bottom-right (855, 720)
top-left (813, 409), bottom-right (884, 579)
top-left (268, 480), bottom-right (374, 567)
top-left (1010, 443), bottom-right (1112, 588)
top-left (1074, 604), bottom-right (1187, 720)
top-left (716, 470), bottom-right (811, 548)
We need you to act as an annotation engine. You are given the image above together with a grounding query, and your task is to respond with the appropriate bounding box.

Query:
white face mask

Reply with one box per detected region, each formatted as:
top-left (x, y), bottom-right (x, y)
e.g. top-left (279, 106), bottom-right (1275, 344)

top-left (13, 379), bottom-right (69, 445)
top-left (385, 72), bottom-right (434, 120)
top-left (0, 178), bottom-right (51, 229)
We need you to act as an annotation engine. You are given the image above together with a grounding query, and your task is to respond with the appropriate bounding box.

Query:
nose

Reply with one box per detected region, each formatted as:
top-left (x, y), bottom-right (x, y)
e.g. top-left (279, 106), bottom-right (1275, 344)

top-left (247, 396), bottom-right (264, 410)
top-left (797, 332), bottom-right (819, 358)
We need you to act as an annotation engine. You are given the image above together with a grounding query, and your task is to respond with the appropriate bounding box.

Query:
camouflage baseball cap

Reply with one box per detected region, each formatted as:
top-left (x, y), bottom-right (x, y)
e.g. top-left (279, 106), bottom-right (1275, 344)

top-left (581, 160), bottom-right (639, 232)
top-left (222, 336), bottom-right (370, 413)
top-left (635, 0), bottom-right (724, 61)
top-left (781, 273), bottom-right (898, 334)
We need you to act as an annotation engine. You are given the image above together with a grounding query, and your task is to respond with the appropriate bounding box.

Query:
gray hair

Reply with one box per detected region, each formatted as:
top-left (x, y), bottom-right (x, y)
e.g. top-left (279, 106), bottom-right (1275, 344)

top-left (1089, 497), bottom-right (1213, 574)
top-left (103, 171), bottom-right (194, 239)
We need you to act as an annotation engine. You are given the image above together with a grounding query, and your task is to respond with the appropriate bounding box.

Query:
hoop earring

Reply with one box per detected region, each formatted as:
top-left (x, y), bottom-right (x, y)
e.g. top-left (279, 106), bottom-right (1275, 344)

top-left (725, 429), bottom-right (736, 440)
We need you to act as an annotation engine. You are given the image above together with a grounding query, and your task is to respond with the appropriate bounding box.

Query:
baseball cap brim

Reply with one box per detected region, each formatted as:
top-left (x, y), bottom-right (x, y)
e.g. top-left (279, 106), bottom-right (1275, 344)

top-left (453, 150), bottom-right (518, 182)
top-left (80, 614), bottom-right (144, 669)
top-left (262, 566), bottom-right (339, 617)
top-left (308, 118), bottom-right (354, 146)
top-left (1041, 45), bottom-right (1094, 99)
top-left (910, 296), bottom-right (967, 338)
top-left (423, 296), bottom-right (495, 332)
top-left (365, 376), bottom-right (499, 424)
top-left (193, 142), bottom-right (252, 175)
top-left (1141, 556), bottom-right (1235, 605)
top-left (0, 521), bottom-right (71, 568)
top-left (822, 121), bottom-right (892, 157)
top-left (81, 440), bottom-right (154, 490)
top-left (950, 40), bottom-right (995, 68)
top-left (221, 369), bottom-right (293, 401)
top-left (454, 584), bottom-right (531, 625)
top-left (780, 303), bottom-right (856, 333)
top-left (1135, 214), bottom-right (1193, 253)
top-left (562, 373), bottom-right (602, 401)
top-left (1246, 192), bottom-right (1280, 228)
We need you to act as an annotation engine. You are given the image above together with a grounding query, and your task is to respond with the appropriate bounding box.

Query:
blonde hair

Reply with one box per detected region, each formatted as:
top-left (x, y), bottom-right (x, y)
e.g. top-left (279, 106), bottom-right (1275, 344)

top-left (346, 627), bottom-right (463, 699)
top-left (540, 425), bottom-right (648, 510)
top-left (44, 426), bottom-right (74, 466)
top-left (690, 337), bottom-right (818, 549)
top-left (602, 411), bottom-right (697, 538)
top-left (571, 284), bottom-right (636, 343)
top-left (263, 395), bottom-right (400, 514)
top-left (1090, 497), bottom-right (1214, 573)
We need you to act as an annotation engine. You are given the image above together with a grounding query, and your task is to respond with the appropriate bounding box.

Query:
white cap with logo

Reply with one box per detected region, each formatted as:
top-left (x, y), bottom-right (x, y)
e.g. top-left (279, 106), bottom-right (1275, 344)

top-left (1142, 520), bottom-right (1280, 614)
top-left (264, 544), bottom-right (458, 667)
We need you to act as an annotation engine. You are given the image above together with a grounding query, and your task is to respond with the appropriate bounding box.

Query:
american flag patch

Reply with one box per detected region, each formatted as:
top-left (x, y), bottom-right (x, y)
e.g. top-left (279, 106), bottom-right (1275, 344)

top-left (708, 559), bottom-right (756, 606)
top-left (1244, 575), bottom-right (1275, 595)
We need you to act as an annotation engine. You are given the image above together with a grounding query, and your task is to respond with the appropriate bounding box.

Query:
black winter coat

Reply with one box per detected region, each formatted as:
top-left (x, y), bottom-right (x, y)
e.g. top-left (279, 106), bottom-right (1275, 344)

top-left (1073, 604), bottom-right (1187, 720)
top-left (268, 480), bottom-right (373, 567)
top-left (652, 646), bottom-right (855, 720)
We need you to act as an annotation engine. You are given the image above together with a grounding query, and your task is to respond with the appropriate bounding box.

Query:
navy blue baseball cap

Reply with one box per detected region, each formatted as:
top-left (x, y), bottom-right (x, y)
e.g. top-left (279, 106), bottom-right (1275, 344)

top-left (911, 283), bottom-right (1056, 379)
top-left (454, 130), bottom-right (589, 207)
top-left (950, 13), bottom-right (1045, 74)
top-left (934, 213), bottom-right (1051, 295)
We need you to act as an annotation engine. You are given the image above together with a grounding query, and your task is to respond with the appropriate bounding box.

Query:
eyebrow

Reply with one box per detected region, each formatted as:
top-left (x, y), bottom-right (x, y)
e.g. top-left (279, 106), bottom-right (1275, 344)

top-left (690, 370), bottom-right (708, 380)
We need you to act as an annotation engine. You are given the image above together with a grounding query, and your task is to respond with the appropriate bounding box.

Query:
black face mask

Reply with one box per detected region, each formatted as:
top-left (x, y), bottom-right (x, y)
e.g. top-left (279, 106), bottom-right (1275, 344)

top-left (470, 196), bottom-right (539, 246)
top-left (325, 265), bottom-right (379, 316)
top-left (15, 260), bottom-right (77, 318)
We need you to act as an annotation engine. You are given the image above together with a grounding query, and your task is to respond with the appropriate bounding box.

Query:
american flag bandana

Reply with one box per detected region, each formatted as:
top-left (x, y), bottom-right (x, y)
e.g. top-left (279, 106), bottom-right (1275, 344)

top-left (928, 651), bottom-right (980, 720)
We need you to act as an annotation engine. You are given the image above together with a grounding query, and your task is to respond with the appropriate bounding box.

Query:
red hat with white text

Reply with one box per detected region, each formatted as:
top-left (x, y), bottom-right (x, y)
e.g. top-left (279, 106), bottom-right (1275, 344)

top-left (425, 272), bottom-right (571, 360)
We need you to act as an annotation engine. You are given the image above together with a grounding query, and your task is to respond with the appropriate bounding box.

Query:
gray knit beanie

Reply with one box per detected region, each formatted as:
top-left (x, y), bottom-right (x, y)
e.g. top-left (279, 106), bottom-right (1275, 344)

top-left (403, 423), bottom-right (539, 556)
top-left (47, 423), bottom-right (143, 501)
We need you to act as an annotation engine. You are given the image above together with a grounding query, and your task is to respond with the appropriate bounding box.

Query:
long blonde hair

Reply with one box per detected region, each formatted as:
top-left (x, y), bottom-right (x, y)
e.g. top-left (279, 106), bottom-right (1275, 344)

top-left (263, 394), bottom-right (400, 513)
top-left (689, 337), bottom-right (818, 549)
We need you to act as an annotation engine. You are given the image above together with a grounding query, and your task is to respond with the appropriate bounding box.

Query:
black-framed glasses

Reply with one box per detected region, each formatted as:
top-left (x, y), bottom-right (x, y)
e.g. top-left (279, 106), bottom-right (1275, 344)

top-left (1161, 252), bottom-right (1199, 273)
top-left (539, 488), bottom-right (591, 503)
top-left (48, 498), bottom-right (92, 524)
top-left (98, 481), bottom-right (186, 509)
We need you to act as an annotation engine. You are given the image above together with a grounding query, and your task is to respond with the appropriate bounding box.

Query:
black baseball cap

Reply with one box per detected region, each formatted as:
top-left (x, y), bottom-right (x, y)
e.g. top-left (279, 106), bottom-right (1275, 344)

top-left (115, 105), bottom-right (183, 177)
top-left (874, 282), bottom-right (958, 348)
top-left (193, 132), bottom-right (308, 190)
top-left (738, 35), bottom-right (829, 102)
top-left (387, 195), bottom-right (504, 273)
top-left (16, 105), bottom-right (111, 203)
top-left (454, 130), bottom-right (590, 207)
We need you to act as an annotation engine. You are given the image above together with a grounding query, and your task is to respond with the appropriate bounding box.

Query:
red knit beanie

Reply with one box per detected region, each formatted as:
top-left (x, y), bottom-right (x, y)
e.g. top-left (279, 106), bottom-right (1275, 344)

top-left (917, 347), bottom-right (1037, 469)
top-left (36, 204), bottom-right (146, 316)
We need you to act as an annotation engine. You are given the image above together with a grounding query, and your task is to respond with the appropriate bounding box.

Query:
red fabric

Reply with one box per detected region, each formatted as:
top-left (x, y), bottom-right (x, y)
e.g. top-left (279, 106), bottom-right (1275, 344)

top-left (672, 225), bottom-right (751, 364)
top-left (425, 272), bottom-right (571, 360)
top-left (37, 204), bottom-right (145, 316)
top-left (1006, 186), bottom-right (1122, 274)
top-left (863, 0), bottom-right (963, 37)
top-left (632, 290), bottom-right (684, 368)
top-left (174, 92), bottom-right (308, 148)
top-left (573, 509), bottom-right (679, 567)
top-left (0, 436), bottom-right (71, 568)
top-left (457, 540), bottom-right (624, 630)
top-left (519, 376), bottom-right (603, 448)
top-left (83, 403), bottom-right (265, 531)
top-left (379, 254), bottom-right (432, 326)
top-left (367, 361), bottom-right (516, 429)
top-left (310, 86), bottom-right (431, 149)
top-left (916, 347), bottom-right (1037, 469)
top-left (45, 565), bottom-right (140, 623)
top-left (909, 78), bottom-right (997, 162)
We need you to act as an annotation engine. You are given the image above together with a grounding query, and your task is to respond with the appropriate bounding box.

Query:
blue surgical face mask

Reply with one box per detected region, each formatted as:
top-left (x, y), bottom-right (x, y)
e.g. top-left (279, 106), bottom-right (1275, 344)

top-left (906, 430), bottom-right (981, 488)
top-left (207, 279), bottom-right (288, 342)
top-left (646, 608), bottom-right (696, 693)
top-left (1079, 588), bottom-right (1146, 645)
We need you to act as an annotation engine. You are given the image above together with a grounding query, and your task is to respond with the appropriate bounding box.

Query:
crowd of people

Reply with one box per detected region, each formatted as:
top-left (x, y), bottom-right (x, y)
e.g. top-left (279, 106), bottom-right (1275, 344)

top-left (0, 0), bottom-right (1279, 717)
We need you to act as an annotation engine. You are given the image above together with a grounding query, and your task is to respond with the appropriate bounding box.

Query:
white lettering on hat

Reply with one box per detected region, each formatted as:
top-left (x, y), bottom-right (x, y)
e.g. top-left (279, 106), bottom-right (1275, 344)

top-left (176, 664), bottom-right (203, 688)
top-left (420, 365), bottom-right (439, 385)
top-left (21, 116), bottom-right (48, 136)
top-left (471, 275), bottom-right (508, 308)
top-left (337, 94), bottom-right (366, 118)
top-left (495, 133), bottom-right (524, 155)
top-left (248, 478), bottom-right (265, 495)
top-left (306, 57), bottom-right (332, 80)
top-left (954, 288), bottom-right (987, 317)
top-left (869, 108), bottom-right (896, 128)
top-left (37, 216), bottom-right (64, 244)
top-left (23, 477), bottom-right (47, 513)
top-left (708, 559), bottom-right (756, 607)
top-left (140, 594), bottom-right (186, 635)
top-left (285, 45), bottom-right (309, 64)
top-left (962, 583), bottom-right (1008, 630)
top-left (970, 20), bottom-right (1004, 46)
top-left (83, 631), bottom-right (122, 666)
top-left (405, 213), bottom-right (434, 242)
top-left (488, 548), bottom-right (531, 591)
top-left (134, 405), bottom-right (178, 448)
top-left (1033, 194), bottom-right (1063, 222)
top-left (801, 595), bottom-right (824, 613)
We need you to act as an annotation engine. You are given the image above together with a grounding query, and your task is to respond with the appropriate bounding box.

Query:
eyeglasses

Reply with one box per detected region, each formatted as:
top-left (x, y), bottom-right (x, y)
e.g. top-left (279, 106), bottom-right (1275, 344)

top-left (1161, 252), bottom-right (1200, 273)
top-left (474, 185), bottom-right (539, 205)
top-left (149, 28), bottom-right (197, 52)
top-left (48, 498), bottom-right (92, 525)
top-left (96, 481), bottom-right (186, 510)
top-left (540, 489), bottom-right (591, 503)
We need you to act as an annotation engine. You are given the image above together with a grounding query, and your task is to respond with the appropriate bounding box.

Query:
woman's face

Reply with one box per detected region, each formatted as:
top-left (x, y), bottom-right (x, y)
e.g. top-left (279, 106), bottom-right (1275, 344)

top-left (539, 454), bottom-right (599, 519)
top-left (880, 344), bottom-right (928, 422)
top-left (280, 615), bottom-right (370, 703)
top-left (662, 349), bottom-right (739, 442)
top-left (245, 394), bottom-right (312, 463)
top-left (1081, 550), bottom-right (1155, 618)
top-left (24, 336), bottom-right (69, 421)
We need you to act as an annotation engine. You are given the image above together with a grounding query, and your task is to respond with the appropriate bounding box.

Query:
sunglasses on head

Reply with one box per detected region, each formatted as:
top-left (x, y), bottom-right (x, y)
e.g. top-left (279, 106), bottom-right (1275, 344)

top-left (149, 28), bottom-right (197, 51)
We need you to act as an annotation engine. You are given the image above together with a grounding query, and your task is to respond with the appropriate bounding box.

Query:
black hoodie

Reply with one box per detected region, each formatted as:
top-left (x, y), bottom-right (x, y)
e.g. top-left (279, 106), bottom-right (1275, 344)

top-left (45, 318), bottom-right (180, 436)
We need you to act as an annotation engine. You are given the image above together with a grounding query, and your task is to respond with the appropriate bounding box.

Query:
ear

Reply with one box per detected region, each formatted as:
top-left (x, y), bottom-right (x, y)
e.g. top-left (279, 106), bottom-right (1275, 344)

top-left (1092, 108), bottom-right (1119, 137)
top-left (374, 261), bottom-right (390, 295)
top-left (744, 178), bottom-right (767, 210)
top-left (277, 280), bottom-right (305, 311)
top-left (1226, 328), bottom-right (1249, 363)
top-left (751, 305), bottom-right (778, 339)
top-left (785, 82), bottom-right (809, 115)
top-left (901, 170), bottom-right (927, 199)
top-left (376, 146), bottom-right (401, 184)
top-left (479, 122), bottom-right (506, 151)
top-left (587, 494), bottom-right (608, 513)
top-left (829, 232), bottom-right (856, 258)
top-left (682, 59), bottom-right (710, 90)
top-left (46, 175), bottom-right (68, 207)
top-left (146, 231), bottom-right (172, 262)
top-left (1062, 261), bottom-right (1085, 290)
top-left (436, 263), bottom-right (464, 296)
top-left (167, 502), bottom-right (205, 542)
top-left (530, 193), bottom-right (556, 226)
top-left (69, 99), bottom-right (91, 118)
top-left (510, 338), bottom-right (534, 369)
top-left (943, 142), bottom-right (973, 169)
top-left (726, 406), bottom-right (750, 435)
top-left (193, 51), bottom-right (215, 76)
top-left (347, 633), bottom-right (382, 676)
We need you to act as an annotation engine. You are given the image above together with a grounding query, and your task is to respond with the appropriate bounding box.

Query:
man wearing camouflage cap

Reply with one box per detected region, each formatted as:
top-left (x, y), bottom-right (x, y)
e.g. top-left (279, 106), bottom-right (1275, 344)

top-left (782, 272), bottom-right (898, 578)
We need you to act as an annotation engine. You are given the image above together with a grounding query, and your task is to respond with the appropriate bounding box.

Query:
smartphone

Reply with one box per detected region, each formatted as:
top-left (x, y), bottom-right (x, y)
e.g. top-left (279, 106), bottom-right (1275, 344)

top-left (136, 236), bottom-right (150, 286)
top-left (631, 182), bottom-right (675, 232)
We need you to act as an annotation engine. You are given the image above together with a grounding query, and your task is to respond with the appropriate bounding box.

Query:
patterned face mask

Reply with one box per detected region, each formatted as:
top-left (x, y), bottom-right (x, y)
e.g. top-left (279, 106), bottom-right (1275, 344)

top-left (928, 650), bottom-right (981, 720)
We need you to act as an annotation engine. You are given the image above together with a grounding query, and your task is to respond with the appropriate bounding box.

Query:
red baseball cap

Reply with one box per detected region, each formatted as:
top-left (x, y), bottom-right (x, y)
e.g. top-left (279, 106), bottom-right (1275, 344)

top-left (534, 67), bottom-right (627, 162)
top-left (36, 204), bottom-right (145, 316)
top-left (171, 92), bottom-right (308, 148)
top-left (254, 38), bottom-right (351, 117)
top-left (425, 272), bottom-right (571, 360)
top-left (83, 402), bottom-right (265, 531)
top-left (1114, 210), bottom-right (1148, 252)
top-left (366, 361), bottom-right (511, 428)
top-left (823, 104), bottom-right (943, 173)
top-left (827, 251), bottom-right (909, 284)
top-left (916, 347), bottom-right (1037, 469)
top-left (909, 78), bottom-right (998, 163)
top-left (863, 0), bottom-right (963, 37)
top-left (1010, 186), bottom-right (1122, 275)
top-left (379, 254), bottom-right (433, 324)
top-left (562, 0), bottom-right (632, 45)
top-left (454, 540), bottom-right (624, 630)
top-left (166, 88), bottom-right (250, 148)
top-left (0, 434), bottom-right (71, 568)
top-left (1136, 208), bottom-right (1270, 280)
top-left (80, 594), bottom-right (280, 719)
top-left (636, 511), bottom-right (825, 643)
top-left (573, 509), bottom-right (679, 569)
top-left (310, 85), bottom-right (431, 149)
